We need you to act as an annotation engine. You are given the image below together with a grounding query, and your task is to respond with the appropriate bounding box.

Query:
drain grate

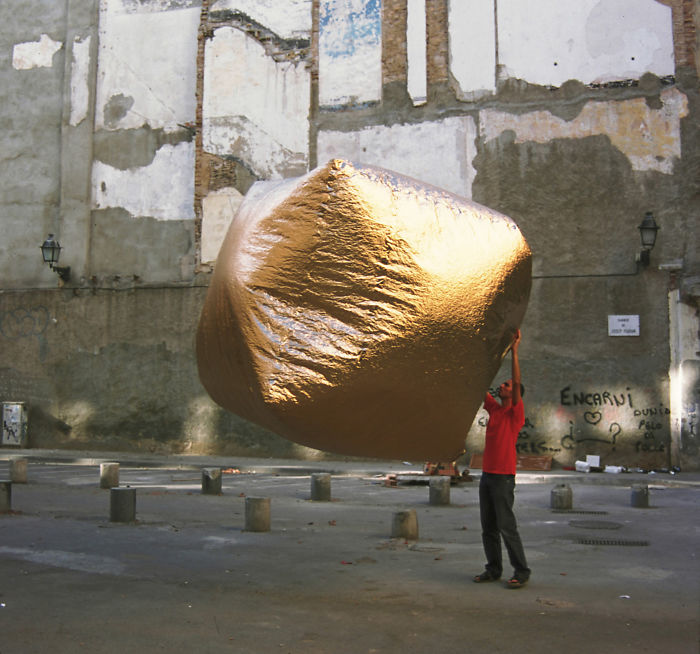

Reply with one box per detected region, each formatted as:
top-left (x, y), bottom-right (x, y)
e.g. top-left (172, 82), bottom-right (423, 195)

top-left (576, 538), bottom-right (649, 546)
top-left (569, 520), bottom-right (622, 530)
top-left (552, 510), bottom-right (608, 515)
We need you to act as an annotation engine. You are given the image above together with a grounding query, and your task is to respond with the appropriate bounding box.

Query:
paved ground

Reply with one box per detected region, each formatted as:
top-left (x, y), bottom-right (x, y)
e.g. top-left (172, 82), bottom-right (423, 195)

top-left (0, 451), bottom-right (698, 653)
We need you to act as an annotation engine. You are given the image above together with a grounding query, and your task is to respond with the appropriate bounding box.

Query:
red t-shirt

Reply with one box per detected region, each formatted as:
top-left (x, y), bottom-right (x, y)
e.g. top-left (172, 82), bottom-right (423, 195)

top-left (482, 393), bottom-right (525, 475)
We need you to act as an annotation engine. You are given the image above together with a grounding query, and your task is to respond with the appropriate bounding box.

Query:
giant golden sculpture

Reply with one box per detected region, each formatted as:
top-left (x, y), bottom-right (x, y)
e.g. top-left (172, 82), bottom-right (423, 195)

top-left (196, 160), bottom-right (531, 460)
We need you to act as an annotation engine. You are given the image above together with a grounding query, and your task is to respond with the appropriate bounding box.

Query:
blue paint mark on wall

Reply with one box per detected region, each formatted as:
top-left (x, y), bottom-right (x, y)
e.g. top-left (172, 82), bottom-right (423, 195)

top-left (320, 0), bottom-right (381, 59)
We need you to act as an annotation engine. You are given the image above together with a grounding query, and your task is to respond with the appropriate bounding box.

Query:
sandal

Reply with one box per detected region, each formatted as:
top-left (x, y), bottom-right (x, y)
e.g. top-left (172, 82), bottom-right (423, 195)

top-left (507, 576), bottom-right (528, 589)
top-left (473, 571), bottom-right (500, 583)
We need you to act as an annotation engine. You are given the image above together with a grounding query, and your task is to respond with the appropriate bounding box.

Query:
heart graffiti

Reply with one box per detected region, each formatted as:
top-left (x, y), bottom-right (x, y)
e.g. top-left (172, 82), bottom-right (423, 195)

top-left (584, 411), bottom-right (602, 425)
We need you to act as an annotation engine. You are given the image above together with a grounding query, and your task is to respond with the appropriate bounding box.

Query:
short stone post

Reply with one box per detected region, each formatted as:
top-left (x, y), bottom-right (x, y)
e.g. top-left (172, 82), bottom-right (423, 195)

top-left (630, 483), bottom-right (649, 508)
top-left (201, 468), bottom-right (222, 495)
top-left (551, 483), bottom-right (573, 510)
top-left (310, 473), bottom-right (331, 501)
top-left (391, 509), bottom-right (419, 540)
top-left (9, 458), bottom-right (28, 484)
top-left (0, 481), bottom-right (11, 513)
top-left (245, 497), bottom-right (271, 532)
top-left (100, 462), bottom-right (120, 489)
top-left (110, 487), bottom-right (136, 523)
top-left (429, 476), bottom-right (450, 506)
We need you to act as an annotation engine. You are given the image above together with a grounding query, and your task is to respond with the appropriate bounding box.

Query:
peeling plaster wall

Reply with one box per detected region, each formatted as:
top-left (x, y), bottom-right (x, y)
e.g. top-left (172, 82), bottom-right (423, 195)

top-left (449, 0), bottom-right (495, 98)
top-left (12, 33), bottom-right (62, 70)
top-left (317, 116), bottom-right (477, 198)
top-left (319, 0), bottom-right (382, 106)
top-left (480, 87), bottom-right (688, 175)
top-left (201, 187), bottom-right (243, 263)
top-left (406, 0), bottom-right (426, 104)
top-left (202, 26), bottom-right (309, 179)
top-left (69, 36), bottom-right (92, 126)
top-left (498, 0), bottom-right (675, 87)
top-left (91, 0), bottom-right (199, 279)
top-left (93, 143), bottom-right (195, 220)
top-left (1, 0), bottom-right (698, 467)
top-left (95, 1), bottom-right (198, 131)
top-left (198, 2), bottom-right (313, 265)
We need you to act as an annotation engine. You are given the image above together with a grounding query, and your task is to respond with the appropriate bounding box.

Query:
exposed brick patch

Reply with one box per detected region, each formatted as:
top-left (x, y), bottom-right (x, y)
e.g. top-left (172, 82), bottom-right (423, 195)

top-left (193, 0), bottom-right (209, 267)
top-left (658, 0), bottom-right (697, 71)
top-left (382, 0), bottom-right (408, 87)
top-left (426, 0), bottom-right (449, 87)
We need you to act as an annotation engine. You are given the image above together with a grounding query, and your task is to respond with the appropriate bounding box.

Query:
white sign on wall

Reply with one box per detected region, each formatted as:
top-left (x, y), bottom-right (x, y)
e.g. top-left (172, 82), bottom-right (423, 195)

top-left (608, 314), bottom-right (640, 336)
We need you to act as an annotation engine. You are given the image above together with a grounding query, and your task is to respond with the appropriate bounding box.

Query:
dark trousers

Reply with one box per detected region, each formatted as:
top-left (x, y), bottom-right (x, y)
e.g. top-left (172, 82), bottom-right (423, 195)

top-left (479, 472), bottom-right (530, 579)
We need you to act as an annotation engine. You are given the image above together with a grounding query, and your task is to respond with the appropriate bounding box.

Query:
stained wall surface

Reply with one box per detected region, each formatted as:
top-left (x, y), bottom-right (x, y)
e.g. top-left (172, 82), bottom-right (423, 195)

top-left (0, 0), bottom-right (698, 469)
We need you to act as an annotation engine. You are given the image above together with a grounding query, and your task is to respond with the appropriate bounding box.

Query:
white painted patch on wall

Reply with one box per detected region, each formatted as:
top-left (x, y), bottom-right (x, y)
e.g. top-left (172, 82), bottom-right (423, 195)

top-left (406, 0), bottom-right (426, 105)
top-left (317, 116), bottom-right (478, 198)
top-left (498, 0), bottom-right (674, 87)
top-left (210, 0), bottom-right (312, 40)
top-left (202, 26), bottom-right (309, 179)
top-left (201, 187), bottom-right (244, 263)
top-left (480, 88), bottom-right (688, 174)
top-left (92, 142), bottom-right (195, 219)
top-left (449, 0), bottom-right (496, 98)
top-left (95, 1), bottom-right (198, 130)
top-left (319, 0), bottom-right (382, 107)
top-left (70, 36), bottom-right (92, 127)
top-left (12, 34), bottom-right (62, 70)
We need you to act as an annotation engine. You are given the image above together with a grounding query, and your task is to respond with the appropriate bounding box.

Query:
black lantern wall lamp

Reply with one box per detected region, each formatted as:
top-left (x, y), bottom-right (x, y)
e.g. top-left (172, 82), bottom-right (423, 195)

top-left (636, 211), bottom-right (659, 267)
top-left (39, 234), bottom-right (71, 282)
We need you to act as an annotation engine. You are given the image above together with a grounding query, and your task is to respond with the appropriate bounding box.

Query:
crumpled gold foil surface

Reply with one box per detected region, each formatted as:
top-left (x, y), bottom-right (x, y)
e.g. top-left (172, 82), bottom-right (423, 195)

top-left (196, 160), bottom-right (531, 460)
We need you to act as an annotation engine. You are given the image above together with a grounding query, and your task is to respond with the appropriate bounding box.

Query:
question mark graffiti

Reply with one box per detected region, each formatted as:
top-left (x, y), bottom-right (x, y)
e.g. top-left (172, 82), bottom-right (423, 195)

top-left (609, 422), bottom-right (621, 451)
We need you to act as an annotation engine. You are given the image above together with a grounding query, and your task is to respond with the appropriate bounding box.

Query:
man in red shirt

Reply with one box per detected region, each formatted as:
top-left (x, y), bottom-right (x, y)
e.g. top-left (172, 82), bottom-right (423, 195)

top-left (473, 329), bottom-right (530, 588)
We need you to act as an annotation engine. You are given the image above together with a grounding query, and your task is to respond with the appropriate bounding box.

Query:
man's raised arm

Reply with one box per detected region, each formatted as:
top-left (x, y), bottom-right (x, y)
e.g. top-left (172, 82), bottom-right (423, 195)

top-left (511, 329), bottom-right (522, 407)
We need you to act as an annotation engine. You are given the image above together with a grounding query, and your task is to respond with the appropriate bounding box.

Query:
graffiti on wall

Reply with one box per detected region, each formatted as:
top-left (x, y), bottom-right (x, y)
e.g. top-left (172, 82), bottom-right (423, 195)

top-left (559, 385), bottom-right (670, 456)
top-left (473, 384), bottom-right (672, 463)
top-left (0, 306), bottom-right (50, 361)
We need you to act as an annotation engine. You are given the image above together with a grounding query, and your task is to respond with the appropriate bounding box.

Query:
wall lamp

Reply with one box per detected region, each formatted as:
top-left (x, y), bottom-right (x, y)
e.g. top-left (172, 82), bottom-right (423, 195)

top-left (39, 233), bottom-right (71, 282)
top-left (636, 211), bottom-right (659, 267)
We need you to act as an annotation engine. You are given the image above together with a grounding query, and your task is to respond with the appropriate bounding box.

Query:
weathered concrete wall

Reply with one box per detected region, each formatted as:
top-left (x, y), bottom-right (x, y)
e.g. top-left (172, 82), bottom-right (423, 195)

top-left (1, 2), bottom-right (72, 288)
top-left (0, 288), bottom-right (324, 459)
top-left (1, 0), bottom-right (698, 469)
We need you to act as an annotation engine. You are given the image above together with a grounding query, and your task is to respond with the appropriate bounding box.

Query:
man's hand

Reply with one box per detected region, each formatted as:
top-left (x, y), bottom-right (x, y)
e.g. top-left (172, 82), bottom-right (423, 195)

top-left (511, 329), bottom-right (521, 353)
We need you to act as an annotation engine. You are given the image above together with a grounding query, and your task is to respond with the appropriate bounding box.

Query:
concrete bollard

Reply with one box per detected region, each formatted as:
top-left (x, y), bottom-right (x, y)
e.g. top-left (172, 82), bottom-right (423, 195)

top-left (551, 483), bottom-right (573, 510)
top-left (630, 484), bottom-right (649, 508)
top-left (0, 481), bottom-right (11, 513)
top-left (429, 476), bottom-right (450, 506)
top-left (245, 497), bottom-right (271, 532)
top-left (100, 462), bottom-right (120, 489)
top-left (310, 473), bottom-right (331, 501)
top-left (391, 509), bottom-right (419, 540)
top-left (9, 458), bottom-right (28, 484)
top-left (201, 468), bottom-right (222, 495)
top-left (110, 487), bottom-right (136, 522)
